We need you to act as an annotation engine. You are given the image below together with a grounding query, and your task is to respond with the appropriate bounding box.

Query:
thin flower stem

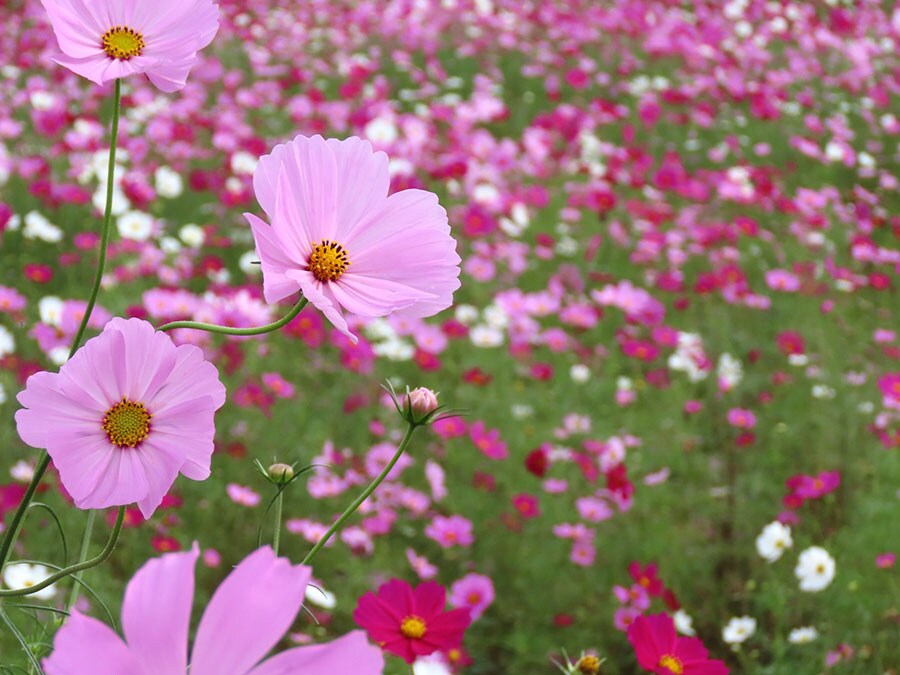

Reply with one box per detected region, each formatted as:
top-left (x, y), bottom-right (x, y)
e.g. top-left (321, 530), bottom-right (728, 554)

top-left (272, 490), bottom-right (284, 557)
top-left (0, 507), bottom-right (125, 598)
top-left (0, 80), bottom-right (123, 578)
top-left (158, 297), bottom-right (308, 335)
top-left (65, 510), bottom-right (96, 611)
top-left (301, 424), bottom-right (417, 566)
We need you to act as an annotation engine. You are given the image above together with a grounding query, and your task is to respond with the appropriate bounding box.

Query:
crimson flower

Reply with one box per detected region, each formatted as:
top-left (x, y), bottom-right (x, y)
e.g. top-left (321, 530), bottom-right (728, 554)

top-left (627, 613), bottom-right (728, 675)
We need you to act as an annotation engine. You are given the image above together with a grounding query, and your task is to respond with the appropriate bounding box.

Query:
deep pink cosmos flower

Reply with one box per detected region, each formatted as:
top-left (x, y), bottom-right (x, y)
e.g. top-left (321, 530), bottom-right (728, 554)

top-left (40, 0), bottom-right (219, 92)
top-left (44, 546), bottom-right (383, 674)
top-left (627, 613), bottom-right (728, 675)
top-left (246, 134), bottom-right (461, 342)
top-left (353, 579), bottom-right (471, 664)
top-left (791, 471), bottom-right (841, 500)
top-left (15, 318), bottom-right (225, 518)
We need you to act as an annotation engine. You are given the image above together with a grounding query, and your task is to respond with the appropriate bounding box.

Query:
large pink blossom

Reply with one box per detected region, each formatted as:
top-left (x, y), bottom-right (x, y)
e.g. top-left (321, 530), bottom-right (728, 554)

top-left (40, 0), bottom-right (219, 92)
top-left (245, 134), bottom-right (461, 342)
top-left (15, 318), bottom-right (225, 518)
top-left (44, 546), bottom-right (383, 674)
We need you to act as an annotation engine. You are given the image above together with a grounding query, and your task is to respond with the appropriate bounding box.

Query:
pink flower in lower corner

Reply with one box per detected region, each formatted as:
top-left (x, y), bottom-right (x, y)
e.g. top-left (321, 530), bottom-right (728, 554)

top-left (15, 318), bottom-right (225, 518)
top-left (40, 0), bottom-right (220, 92)
top-left (245, 134), bottom-right (461, 342)
top-left (627, 613), bottom-right (728, 675)
top-left (353, 579), bottom-right (471, 664)
top-left (44, 546), bottom-right (384, 675)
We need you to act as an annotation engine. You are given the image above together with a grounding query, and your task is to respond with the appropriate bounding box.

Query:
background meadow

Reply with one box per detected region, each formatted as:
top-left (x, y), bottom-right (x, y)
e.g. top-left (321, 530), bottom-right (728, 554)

top-left (0, 0), bottom-right (899, 672)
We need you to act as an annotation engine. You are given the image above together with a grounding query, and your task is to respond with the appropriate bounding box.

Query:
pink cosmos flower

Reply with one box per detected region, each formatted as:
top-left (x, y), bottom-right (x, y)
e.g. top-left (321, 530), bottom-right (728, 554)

top-left (627, 613), bottom-right (728, 674)
top-left (246, 134), bottom-right (461, 342)
top-left (15, 318), bottom-right (225, 518)
top-left (40, 0), bottom-right (220, 92)
top-left (44, 545), bottom-right (383, 674)
top-left (449, 574), bottom-right (495, 621)
top-left (353, 578), bottom-right (471, 664)
top-left (424, 515), bottom-right (474, 548)
top-left (726, 408), bottom-right (756, 429)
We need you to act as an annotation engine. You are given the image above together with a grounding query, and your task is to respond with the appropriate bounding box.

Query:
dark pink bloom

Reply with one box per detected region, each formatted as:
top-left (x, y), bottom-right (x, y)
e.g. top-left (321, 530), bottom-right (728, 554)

top-left (627, 613), bottom-right (728, 674)
top-left (793, 471), bottom-right (840, 500)
top-left (353, 579), bottom-right (471, 664)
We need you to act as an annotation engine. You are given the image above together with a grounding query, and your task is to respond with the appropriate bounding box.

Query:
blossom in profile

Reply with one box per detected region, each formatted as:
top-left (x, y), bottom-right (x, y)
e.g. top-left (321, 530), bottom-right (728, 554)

top-left (245, 135), bottom-right (461, 342)
top-left (353, 579), bottom-right (471, 664)
top-left (627, 613), bottom-right (728, 674)
top-left (40, 0), bottom-right (220, 92)
top-left (44, 546), bottom-right (383, 674)
top-left (15, 318), bottom-right (225, 518)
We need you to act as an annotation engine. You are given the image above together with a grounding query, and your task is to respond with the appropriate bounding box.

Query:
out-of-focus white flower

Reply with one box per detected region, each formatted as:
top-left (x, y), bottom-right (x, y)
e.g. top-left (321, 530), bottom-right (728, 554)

top-left (811, 384), bottom-right (836, 400)
top-left (364, 117), bottom-right (398, 146)
top-left (23, 212), bottom-right (63, 243)
top-left (154, 166), bottom-right (183, 198)
top-left (470, 325), bottom-right (504, 348)
top-left (482, 304), bottom-right (508, 329)
top-left (674, 609), bottom-right (696, 636)
top-left (511, 404), bottom-right (533, 419)
top-left (3, 563), bottom-right (57, 600)
top-left (0, 325), bottom-right (15, 358)
top-left (372, 338), bottom-right (415, 361)
top-left (412, 654), bottom-right (452, 675)
top-left (179, 224), bottom-right (205, 248)
top-left (788, 626), bottom-right (819, 644)
top-left (10, 460), bottom-right (34, 483)
top-left (788, 353), bottom-right (809, 367)
top-left (717, 353), bottom-right (743, 390)
top-left (230, 151), bottom-right (259, 175)
top-left (239, 251), bottom-right (260, 275)
top-left (454, 304), bottom-right (479, 325)
top-left (117, 211), bottom-right (154, 241)
top-left (304, 584), bottom-right (336, 610)
top-left (570, 364), bottom-right (590, 383)
top-left (0, 382), bottom-right (6, 407)
top-left (38, 296), bottom-right (64, 327)
top-left (722, 616), bottom-right (756, 644)
top-left (755, 521), bottom-right (793, 562)
top-left (795, 547), bottom-right (835, 592)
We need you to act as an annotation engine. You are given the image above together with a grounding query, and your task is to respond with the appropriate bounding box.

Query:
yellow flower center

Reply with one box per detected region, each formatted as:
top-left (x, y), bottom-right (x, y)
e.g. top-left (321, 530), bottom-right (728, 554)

top-left (307, 240), bottom-right (350, 282)
top-left (658, 654), bottom-right (684, 674)
top-left (103, 399), bottom-right (152, 448)
top-left (101, 26), bottom-right (145, 60)
top-left (400, 615), bottom-right (427, 639)
top-left (576, 655), bottom-right (602, 674)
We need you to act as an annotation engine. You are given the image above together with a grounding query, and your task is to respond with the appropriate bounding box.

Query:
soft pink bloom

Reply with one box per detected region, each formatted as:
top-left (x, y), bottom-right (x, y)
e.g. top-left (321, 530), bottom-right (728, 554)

top-left (226, 483), bottom-right (260, 507)
top-left (570, 537), bottom-right (596, 566)
top-left (424, 515), bottom-right (474, 548)
top-left (40, 0), bottom-right (219, 92)
top-left (15, 318), bottom-right (225, 518)
top-left (875, 553), bottom-right (896, 569)
top-left (469, 421), bottom-right (508, 460)
top-left (449, 574), bottom-right (495, 621)
top-left (44, 546), bottom-right (383, 674)
top-left (246, 135), bottom-right (461, 342)
top-left (726, 408), bottom-right (756, 429)
top-left (406, 548), bottom-right (438, 580)
top-left (792, 471), bottom-right (841, 500)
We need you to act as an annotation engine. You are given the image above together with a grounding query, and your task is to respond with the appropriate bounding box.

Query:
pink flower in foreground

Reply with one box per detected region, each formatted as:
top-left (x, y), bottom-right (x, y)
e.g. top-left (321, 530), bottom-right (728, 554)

top-left (353, 579), bottom-right (470, 664)
top-left (44, 546), bottom-right (383, 674)
top-left (15, 318), bottom-right (225, 518)
top-left (40, 0), bottom-right (220, 92)
top-left (449, 574), bottom-right (495, 621)
top-left (627, 613), bottom-right (728, 674)
top-left (246, 135), bottom-right (461, 342)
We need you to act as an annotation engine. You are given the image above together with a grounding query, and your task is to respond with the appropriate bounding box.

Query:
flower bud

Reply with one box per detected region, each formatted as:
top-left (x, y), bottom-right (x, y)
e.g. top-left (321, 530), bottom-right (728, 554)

top-left (406, 387), bottom-right (439, 417)
top-left (575, 655), bottom-right (602, 674)
top-left (267, 462), bottom-right (294, 484)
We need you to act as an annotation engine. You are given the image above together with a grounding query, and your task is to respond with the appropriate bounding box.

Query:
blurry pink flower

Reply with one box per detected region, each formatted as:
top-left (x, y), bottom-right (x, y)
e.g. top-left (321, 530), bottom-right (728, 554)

top-left (449, 574), bottom-right (495, 621)
top-left (40, 0), bottom-right (219, 92)
top-left (44, 546), bottom-right (382, 674)
top-left (469, 421), bottom-right (508, 460)
top-left (512, 493), bottom-right (541, 519)
top-left (875, 553), bottom-right (895, 569)
top-left (16, 318), bottom-right (225, 518)
top-left (424, 515), bottom-right (474, 548)
top-left (792, 471), bottom-right (840, 500)
top-left (246, 135), bottom-right (461, 342)
top-left (726, 408), bottom-right (756, 429)
top-left (226, 483), bottom-right (260, 507)
top-left (570, 538), bottom-right (596, 567)
top-left (406, 548), bottom-right (438, 580)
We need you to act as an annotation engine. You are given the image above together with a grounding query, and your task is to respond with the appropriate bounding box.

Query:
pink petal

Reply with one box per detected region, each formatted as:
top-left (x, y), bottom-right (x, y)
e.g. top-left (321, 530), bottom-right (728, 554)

top-left (122, 546), bottom-right (199, 673)
top-left (250, 631), bottom-right (384, 675)
top-left (147, 343), bottom-right (225, 413)
top-left (44, 611), bottom-right (141, 675)
top-left (190, 547), bottom-right (311, 675)
top-left (326, 137), bottom-right (390, 241)
top-left (245, 212), bottom-right (303, 305)
top-left (412, 582), bottom-right (447, 620)
top-left (131, 437), bottom-right (189, 518)
top-left (277, 134), bottom-right (338, 241)
top-left (284, 270), bottom-right (354, 342)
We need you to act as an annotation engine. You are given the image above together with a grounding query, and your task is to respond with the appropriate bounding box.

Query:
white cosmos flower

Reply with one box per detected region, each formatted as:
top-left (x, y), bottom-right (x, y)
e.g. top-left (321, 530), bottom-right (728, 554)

top-left (154, 166), bottom-right (183, 198)
top-left (722, 616), bottom-right (756, 644)
top-left (117, 211), bottom-right (154, 241)
top-left (3, 563), bottom-right (57, 600)
top-left (454, 304), bottom-right (479, 325)
top-left (795, 546), bottom-right (835, 592)
top-left (412, 655), bottom-right (452, 675)
top-left (304, 584), bottom-right (336, 610)
top-left (470, 325), bottom-right (504, 348)
top-left (788, 626), bottom-right (819, 644)
top-left (10, 460), bottom-right (34, 483)
top-left (0, 325), bottom-right (15, 358)
top-left (674, 609), bottom-right (696, 636)
top-left (570, 364), bottom-right (590, 383)
top-left (179, 224), bottom-right (205, 248)
top-left (230, 151), bottom-right (259, 175)
top-left (755, 521), bottom-right (793, 562)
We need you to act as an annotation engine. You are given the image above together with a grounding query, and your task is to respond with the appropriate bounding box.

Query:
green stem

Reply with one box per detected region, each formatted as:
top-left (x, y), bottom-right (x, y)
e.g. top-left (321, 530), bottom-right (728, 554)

top-left (0, 508), bottom-right (124, 598)
top-left (272, 490), bottom-right (283, 557)
top-left (301, 424), bottom-right (417, 566)
top-left (158, 297), bottom-right (308, 335)
top-left (0, 80), bottom-right (123, 578)
top-left (65, 510), bottom-right (96, 611)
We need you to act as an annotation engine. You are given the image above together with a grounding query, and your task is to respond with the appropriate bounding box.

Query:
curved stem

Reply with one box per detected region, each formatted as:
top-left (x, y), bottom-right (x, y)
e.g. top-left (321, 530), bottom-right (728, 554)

top-left (272, 490), bottom-right (283, 556)
top-left (65, 510), bottom-right (96, 611)
top-left (301, 424), bottom-right (417, 566)
top-left (0, 508), bottom-right (124, 598)
top-left (68, 78), bottom-right (122, 360)
top-left (0, 80), bottom-right (123, 577)
top-left (158, 297), bottom-right (308, 336)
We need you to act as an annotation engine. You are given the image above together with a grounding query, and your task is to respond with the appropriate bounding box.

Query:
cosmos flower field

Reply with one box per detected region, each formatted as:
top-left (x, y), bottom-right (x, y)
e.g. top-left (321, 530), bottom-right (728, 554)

top-left (0, 0), bottom-right (899, 673)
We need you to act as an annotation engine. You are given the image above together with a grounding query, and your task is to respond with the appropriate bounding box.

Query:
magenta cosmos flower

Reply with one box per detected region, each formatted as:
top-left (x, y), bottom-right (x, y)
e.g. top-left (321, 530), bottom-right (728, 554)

top-left (44, 545), bottom-right (384, 674)
top-left (245, 134), bottom-right (461, 342)
top-left (15, 318), bottom-right (225, 518)
top-left (40, 0), bottom-right (219, 92)
top-left (627, 613), bottom-right (728, 675)
top-left (354, 579), bottom-right (471, 664)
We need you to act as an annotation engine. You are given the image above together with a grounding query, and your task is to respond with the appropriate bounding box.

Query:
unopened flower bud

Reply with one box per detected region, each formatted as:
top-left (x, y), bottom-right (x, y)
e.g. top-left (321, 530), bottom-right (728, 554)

top-left (267, 463), bottom-right (294, 484)
top-left (406, 387), bottom-right (439, 417)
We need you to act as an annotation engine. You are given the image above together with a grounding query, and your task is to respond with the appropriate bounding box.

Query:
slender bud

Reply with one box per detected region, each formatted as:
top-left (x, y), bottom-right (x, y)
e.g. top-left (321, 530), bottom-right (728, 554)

top-left (267, 462), bottom-right (294, 484)
top-left (406, 387), bottom-right (439, 417)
